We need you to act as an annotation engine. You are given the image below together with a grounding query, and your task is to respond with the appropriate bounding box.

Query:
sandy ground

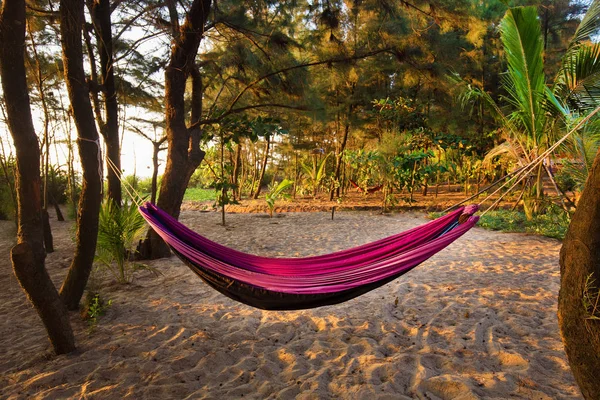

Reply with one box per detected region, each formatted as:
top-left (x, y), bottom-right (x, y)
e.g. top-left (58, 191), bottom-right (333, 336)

top-left (0, 208), bottom-right (581, 399)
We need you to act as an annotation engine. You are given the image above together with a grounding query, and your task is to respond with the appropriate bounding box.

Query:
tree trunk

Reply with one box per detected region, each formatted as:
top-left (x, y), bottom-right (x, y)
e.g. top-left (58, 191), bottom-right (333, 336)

top-left (12, 243), bottom-right (75, 354)
top-left (53, 202), bottom-right (65, 222)
top-left (90, 0), bottom-right (121, 206)
top-left (28, 26), bottom-right (55, 253)
top-left (330, 122), bottom-right (350, 201)
top-left (145, 0), bottom-right (211, 259)
top-left (0, 0), bottom-right (75, 354)
top-left (58, 0), bottom-right (103, 310)
top-left (558, 148), bottom-right (600, 399)
top-left (253, 136), bottom-right (270, 199)
top-left (151, 142), bottom-right (161, 204)
top-left (231, 142), bottom-right (242, 200)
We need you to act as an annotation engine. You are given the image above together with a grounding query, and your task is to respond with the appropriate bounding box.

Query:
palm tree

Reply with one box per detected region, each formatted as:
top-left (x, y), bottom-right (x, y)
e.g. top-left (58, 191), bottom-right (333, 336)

top-left (454, 4), bottom-right (600, 211)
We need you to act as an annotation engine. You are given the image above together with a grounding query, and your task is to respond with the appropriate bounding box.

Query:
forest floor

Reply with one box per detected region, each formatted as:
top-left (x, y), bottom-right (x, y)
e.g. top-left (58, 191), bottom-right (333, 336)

top-left (184, 185), bottom-right (483, 214)
top-left (0, 195), bottom-right (581, 399)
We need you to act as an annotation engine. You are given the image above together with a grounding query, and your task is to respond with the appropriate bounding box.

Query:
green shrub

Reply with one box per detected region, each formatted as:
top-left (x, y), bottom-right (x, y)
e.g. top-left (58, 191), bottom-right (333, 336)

top-left (189, 166), bottom-right (213, 188)
top-left (555, 170), bottom-right (577, 192)
top-left (429, 204), bottom-right (570, 240)
top-left (81, 292), bottom-right (112, 331)
top-left (137, 177), bottom-right (154, 195)
top-left (265, 179), bottom-right (293, 217)
top-left (95, 199), bottom-right (158, 283)
top-left (478, 210), bottom-right (527, 232)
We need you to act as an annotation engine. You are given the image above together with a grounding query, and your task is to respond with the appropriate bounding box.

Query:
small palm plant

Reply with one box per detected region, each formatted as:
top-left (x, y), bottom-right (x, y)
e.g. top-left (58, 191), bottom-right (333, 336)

top-left (301, 153), bottom-right (330, 198)
top-left (265, 179), bottom-right (293, 217)
top-left (95, 199), bottom-right (156, 283)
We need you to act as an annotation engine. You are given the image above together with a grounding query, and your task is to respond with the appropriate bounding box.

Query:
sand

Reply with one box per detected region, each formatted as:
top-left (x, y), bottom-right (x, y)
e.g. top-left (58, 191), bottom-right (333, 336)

top-left (0, 209), bottom-right (581, 399)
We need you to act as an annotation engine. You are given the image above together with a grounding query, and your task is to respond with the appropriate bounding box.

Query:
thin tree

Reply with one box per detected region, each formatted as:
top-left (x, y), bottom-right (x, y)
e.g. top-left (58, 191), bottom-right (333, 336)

top-left (252, 134), bottom-right (270, 199)
top-left (0, 0), bottom-right (75, 354)
top-left (86, 0), bottom-right (121, 206)
top-left (128, 122), bottom-right (167, 204)
top-left (27, 25), bottom-right (54, 252)
top-left (58, 0), bottom-right (103, 310)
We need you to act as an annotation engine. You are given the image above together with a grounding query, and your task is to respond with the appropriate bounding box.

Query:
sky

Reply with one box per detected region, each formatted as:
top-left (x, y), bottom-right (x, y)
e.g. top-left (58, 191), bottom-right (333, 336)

top-left (0, 11), bottom-right (171, 180)
top-left (0, 102), bottom-right (167, 180)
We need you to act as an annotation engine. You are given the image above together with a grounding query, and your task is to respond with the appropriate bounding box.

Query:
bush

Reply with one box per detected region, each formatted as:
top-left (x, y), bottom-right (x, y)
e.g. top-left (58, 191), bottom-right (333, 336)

top-left (137, 177), bottom-right (155, 195)
top-left (555, 170), bottom-right (577, 192)
top-left (95, 199), bottom-right (158, 283)
top-left (477, 205), bottom-right (570, 239)
top-left (0, 157), bottom-right (16, 220)
top-left (47, 165), bottom-right (69, 204)
top-left (188, 166), bottom-right (213, 189)
top-left (429, 204), bottom-right (570, 240)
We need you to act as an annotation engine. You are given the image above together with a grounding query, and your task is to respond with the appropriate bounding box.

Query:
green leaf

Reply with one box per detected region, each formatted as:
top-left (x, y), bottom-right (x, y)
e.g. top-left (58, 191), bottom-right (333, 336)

top-left (500, 6), bottom-right (546, 144)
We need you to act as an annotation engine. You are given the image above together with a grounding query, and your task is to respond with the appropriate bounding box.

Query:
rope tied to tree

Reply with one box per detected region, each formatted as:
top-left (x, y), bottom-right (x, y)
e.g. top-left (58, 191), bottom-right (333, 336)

top-left (105, 156), bottom-right (144, 207)
top-left (77, 137), bottom-right (103, 191)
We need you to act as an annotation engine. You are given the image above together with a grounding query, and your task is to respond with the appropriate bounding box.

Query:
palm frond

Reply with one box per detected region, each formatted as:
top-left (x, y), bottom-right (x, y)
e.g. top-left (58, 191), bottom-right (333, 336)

top-left (484, 140), bottom-right (527, 168)
top-left (556, 43), bottom-right (600, 112)
top-left (569, 0), bottom-right (600, 48)
top-left (500, 6), bottom-right (547, 144)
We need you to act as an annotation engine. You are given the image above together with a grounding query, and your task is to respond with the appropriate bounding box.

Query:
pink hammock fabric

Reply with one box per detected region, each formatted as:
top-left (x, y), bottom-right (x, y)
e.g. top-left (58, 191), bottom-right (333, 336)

top-left (139, 204), bottom-right (479, 309)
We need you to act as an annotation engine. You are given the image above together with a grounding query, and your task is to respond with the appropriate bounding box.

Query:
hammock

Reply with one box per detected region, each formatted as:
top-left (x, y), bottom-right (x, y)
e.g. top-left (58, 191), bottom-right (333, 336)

top-left (349, 179), bottom-right (384, 193)
top-left (139, 203), bottom-right (479, 310)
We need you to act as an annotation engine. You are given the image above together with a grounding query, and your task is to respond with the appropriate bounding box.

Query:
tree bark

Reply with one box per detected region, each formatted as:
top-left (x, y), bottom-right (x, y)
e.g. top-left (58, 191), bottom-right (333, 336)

top-left (90, 0), bottom-right (121, 206)
top-left (12, 243), bottom-right (75, 354)
top-left (330, 122), bottom-right (350, 201)
top-left (0, 0), bottom-right (75, 354)
top-left (559, 148), bottom-right (600, 399)
top-left (58, 0), bottom-right (103, 310)
top-left (145, 0), bottom-right (211, 259)
top-left (231, 142), bottom-right (242, 200)
top-left (150, 141), bottom-right (163, 204)
top-left (28, 25), bottom-right (55, 253)
top-left (253, 136), bottom-right (270, 199)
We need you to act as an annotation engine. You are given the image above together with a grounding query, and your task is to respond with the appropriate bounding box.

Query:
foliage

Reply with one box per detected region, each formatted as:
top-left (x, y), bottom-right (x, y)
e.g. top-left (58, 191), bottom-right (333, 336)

top-left (558, 125), bottom-right (600, 192)
top-left (0, 155), bottom-right (15, 220)
top-left (453, 4), bottom-right (600, 214)
top-left (136, 177), bottom-right (155, 195)
top-left (301, 152), bottom-right (331, 197)
top-left (81, 292), bottom-right (112, 331)
top-left (122, 175), bottom-right (140, 193)
top-left (46, 164), bottom-right (69, 205)
top-left (184, 187), bottom-right (217, 202)
top-left (214, 179), bottom-right (238, 210)
top-left (265, 179), bottom-right (293, 217)
top-left (430, 204), bottom-right (570, 240)
top-left (95, 199), bottom-right (157, 284)
top-left (476, 205), bottom-right (570, 239)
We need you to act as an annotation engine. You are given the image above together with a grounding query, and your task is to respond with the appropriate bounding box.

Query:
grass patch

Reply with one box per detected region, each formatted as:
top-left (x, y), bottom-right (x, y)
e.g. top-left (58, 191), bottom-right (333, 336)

top-left (430, 206), bottom-right (570, 240)
top-left (184, 187), bottom-right (217, 202)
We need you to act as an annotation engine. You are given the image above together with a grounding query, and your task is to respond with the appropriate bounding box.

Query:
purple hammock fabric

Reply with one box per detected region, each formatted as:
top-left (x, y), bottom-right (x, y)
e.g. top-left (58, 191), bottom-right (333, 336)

top-left (139, 203), bottom-right (479, 310)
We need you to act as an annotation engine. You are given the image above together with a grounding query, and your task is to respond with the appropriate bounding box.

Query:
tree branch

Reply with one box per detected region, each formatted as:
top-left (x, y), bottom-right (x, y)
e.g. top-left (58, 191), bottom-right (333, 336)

top-left (190, 47), bottom-right (395, 129)
top-left (196, 103), bottom-right (311, 126)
